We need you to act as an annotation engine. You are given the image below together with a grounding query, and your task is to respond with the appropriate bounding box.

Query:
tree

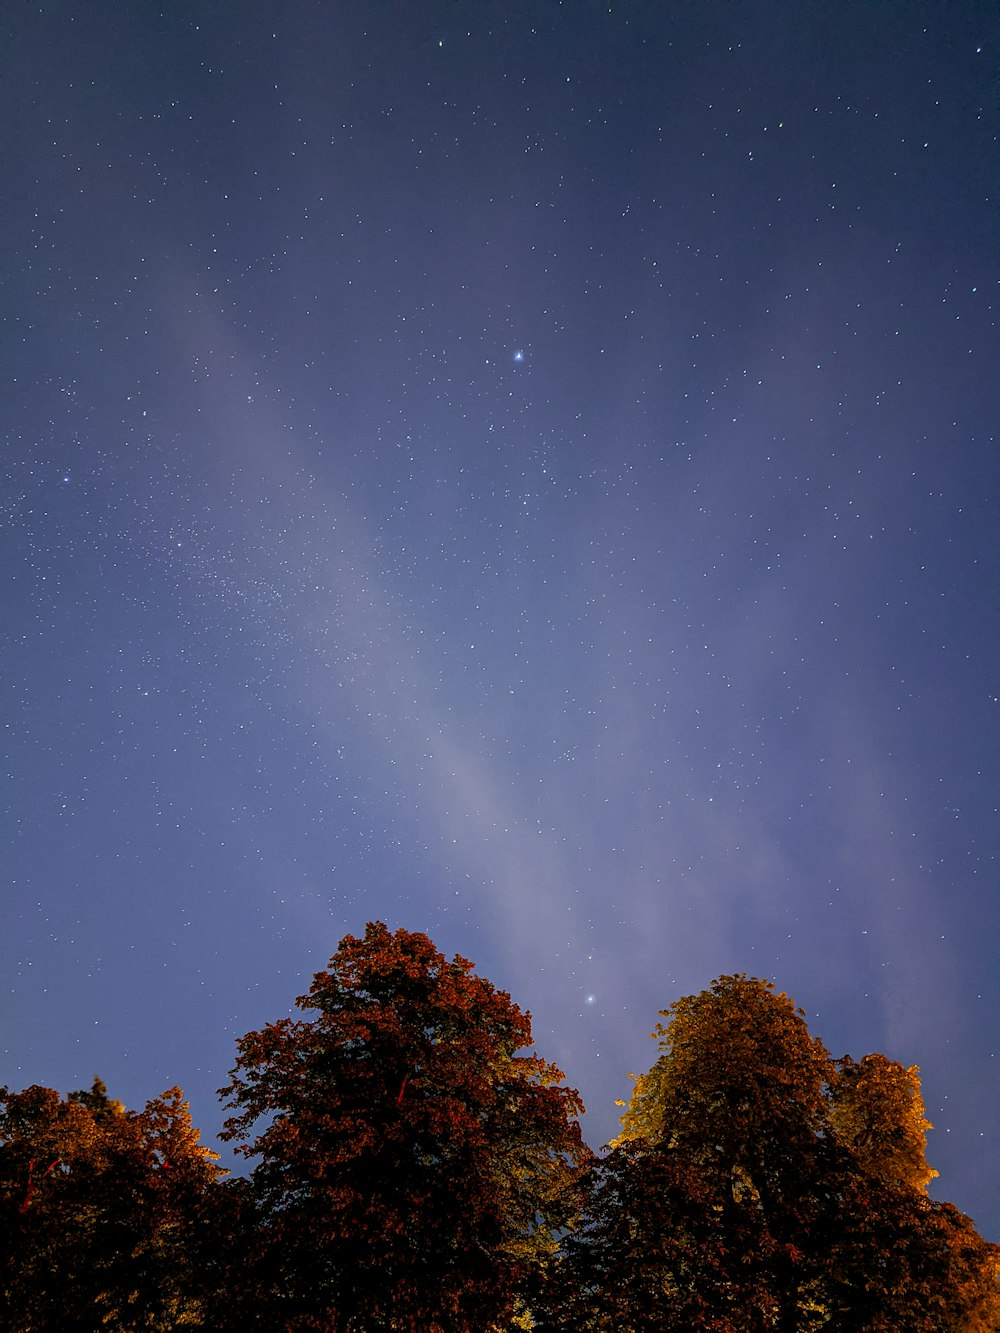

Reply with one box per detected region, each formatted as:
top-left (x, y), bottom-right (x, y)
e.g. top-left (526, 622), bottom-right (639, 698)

top-left (536, 1141), bottom-right (780, 1332)
top-left (219, 922), bottom-right (591, 1332)
top-left (0, 1078), bottom-right (224, 1331)
top-left (607, 975), bottom-right (835, 1330)
top-left (592, 975), bottom-right (1000, 1333)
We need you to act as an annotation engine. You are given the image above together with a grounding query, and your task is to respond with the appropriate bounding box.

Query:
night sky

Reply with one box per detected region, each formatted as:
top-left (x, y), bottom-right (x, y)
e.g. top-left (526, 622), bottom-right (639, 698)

top-left (3, 2), bottom-right (999, 1239)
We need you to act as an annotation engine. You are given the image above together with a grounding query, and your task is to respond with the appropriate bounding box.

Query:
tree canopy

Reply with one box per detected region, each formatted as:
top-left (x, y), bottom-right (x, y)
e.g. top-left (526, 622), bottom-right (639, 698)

top-left (544, 974), bottom-right (999, 1333)
top-left (1, 946), bottom-right (997, 1331)
top-left (218, 921), bottom-right (591, 1331)
top-left (0, 1078), bottom-right (223, 1330)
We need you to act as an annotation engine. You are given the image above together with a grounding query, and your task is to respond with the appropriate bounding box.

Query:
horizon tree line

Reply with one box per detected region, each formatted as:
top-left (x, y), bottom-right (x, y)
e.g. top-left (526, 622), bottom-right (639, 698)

top-left (2, 922), bottom-right (998, 1330)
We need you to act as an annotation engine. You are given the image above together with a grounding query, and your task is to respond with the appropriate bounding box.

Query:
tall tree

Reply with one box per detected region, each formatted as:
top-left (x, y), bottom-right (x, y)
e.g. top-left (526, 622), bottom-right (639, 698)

top-left (219, 922), bottom-right (591, 1332)
top-left (581, 974), bottom-right (1000, 1333)
top-left (611, 975), bottom-right (834, 1331)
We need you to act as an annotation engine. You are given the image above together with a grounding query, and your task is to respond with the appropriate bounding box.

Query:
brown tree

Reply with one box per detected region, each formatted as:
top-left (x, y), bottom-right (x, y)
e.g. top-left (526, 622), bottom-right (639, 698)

top-left (582, 974), bottom-right (1000, 1333)
top-left (610, 975), bottom-right (835, 1330)
top-left (536, 1141), bottom-right (781, 1332)
top-left (0, 1078), bottom-right (224, 1330)
top-left (219, 922), bottom-right (591, 1332)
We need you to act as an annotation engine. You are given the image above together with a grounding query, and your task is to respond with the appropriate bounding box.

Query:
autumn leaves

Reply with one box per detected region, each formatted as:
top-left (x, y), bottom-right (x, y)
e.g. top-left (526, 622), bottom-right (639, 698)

top-left (2, 928), bottom-right (998, 1330)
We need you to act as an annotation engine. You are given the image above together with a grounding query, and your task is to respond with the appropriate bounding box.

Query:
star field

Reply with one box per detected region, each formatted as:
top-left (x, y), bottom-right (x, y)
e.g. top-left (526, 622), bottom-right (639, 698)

top-left (2, 2), bottom-right (999, 1238)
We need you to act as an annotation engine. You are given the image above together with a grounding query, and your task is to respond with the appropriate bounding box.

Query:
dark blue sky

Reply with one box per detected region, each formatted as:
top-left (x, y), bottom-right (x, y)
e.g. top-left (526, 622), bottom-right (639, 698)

top-left (3, 1), bottom-right (998, 1237)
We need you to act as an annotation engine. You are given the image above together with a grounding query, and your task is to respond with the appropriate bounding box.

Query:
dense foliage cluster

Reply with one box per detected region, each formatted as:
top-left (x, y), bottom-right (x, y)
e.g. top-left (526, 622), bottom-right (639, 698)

top-left (2, 928), bottom-right (997, 1331)
top-left (539, 975), bottom-right (999, 1332)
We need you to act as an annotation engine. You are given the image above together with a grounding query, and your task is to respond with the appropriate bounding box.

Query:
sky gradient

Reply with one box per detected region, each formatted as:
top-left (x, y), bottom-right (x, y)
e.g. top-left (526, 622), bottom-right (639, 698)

top-left (3, 2), bottom-right (999, 1239)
